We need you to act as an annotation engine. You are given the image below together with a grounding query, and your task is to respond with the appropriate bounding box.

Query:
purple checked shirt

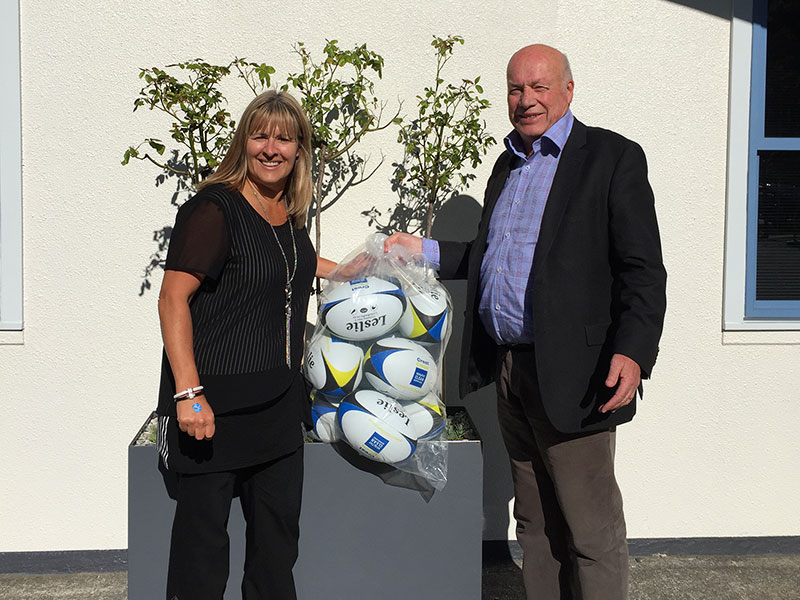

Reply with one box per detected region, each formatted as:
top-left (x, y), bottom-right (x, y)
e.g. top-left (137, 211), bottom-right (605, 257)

top-left (423, 109), bottom-right (574, 345)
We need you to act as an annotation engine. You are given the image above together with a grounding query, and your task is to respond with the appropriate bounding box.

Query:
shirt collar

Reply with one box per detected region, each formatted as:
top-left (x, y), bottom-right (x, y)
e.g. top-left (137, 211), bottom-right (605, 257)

top-left (504, 109), bottom-right (575, 160)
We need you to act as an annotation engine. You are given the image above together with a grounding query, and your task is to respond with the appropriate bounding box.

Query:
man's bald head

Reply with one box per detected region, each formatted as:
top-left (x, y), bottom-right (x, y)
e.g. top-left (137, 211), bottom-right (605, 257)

top-left (508, 44), bottom-right (572, 89)
top-left (506, 44), bottom-right (574, 153)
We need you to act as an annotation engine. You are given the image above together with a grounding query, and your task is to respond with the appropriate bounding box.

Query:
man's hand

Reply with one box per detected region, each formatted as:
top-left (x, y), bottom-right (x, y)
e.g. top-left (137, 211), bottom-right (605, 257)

top-left (384, 233), bottom-right (423, 255)
top-left (176, 396), bottom-right (216, 440)
top-left (600, 354), bottom-right (641, 413)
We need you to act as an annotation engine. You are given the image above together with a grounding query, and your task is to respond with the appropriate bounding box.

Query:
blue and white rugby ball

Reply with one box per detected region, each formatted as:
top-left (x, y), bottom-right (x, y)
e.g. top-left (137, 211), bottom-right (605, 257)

top-left (320, 277), bottom-right (406, 341)
top-left (398, 284), bottom-right (449, 345)
top-left (338, 389), bottom-right (417, 464)
top-left (363, 337), bottom-right (437, 400)
top-left (310, 395), bottom-right (341, 443)
top-left (304, 334), bottom-right (364, 400)
top-left (399, 393), bottom-right (446, 440)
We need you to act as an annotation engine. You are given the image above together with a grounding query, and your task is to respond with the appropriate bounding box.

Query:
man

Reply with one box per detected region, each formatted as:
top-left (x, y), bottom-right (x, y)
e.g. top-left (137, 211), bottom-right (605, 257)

top-left (386, 44), bottom-right (666, 599)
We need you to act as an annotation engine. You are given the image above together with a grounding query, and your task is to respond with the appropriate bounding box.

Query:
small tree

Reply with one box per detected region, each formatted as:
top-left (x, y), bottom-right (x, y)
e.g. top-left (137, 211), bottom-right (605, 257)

top-left (122, 58), bottom-right (274, 187)
top-left (125, 45), bottom-right (400, 296)
top-left (363, 35), bottom-right (495, 237)
top-left (284, 40), bottom-right (400, 261)
top-left (122, 58), bottom-right (273, 294)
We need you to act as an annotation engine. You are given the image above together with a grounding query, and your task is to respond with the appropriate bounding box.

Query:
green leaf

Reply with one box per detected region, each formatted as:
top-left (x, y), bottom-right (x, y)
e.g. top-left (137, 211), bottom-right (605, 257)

top-left (148, 139), bottom-right (166, 155)
top-left (121, 147), bottom-right (137, 165)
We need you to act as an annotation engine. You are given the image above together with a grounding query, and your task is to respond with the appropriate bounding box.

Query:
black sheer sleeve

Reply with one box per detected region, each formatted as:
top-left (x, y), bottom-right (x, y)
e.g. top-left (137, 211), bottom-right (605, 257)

top-left (165, 189), bottom-right (230, 283)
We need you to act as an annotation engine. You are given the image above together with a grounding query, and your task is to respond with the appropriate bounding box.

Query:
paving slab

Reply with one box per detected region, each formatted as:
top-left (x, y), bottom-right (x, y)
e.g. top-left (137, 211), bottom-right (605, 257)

top-left (629, 554), bottom-right (800, 600)
top-left (0, 573), bottom-right (127, 600)
top-left (1, 554), bottom-right (799, 599)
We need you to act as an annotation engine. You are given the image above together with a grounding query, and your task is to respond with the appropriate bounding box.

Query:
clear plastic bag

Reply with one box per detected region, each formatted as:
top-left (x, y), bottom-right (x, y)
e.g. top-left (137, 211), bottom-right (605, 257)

top-left (304, 234), bottom-right (452, 491)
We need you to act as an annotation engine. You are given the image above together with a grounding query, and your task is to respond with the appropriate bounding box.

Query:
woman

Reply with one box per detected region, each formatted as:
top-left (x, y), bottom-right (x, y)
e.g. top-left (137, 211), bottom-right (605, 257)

top-left (157, 90), bottom-right (335, 600)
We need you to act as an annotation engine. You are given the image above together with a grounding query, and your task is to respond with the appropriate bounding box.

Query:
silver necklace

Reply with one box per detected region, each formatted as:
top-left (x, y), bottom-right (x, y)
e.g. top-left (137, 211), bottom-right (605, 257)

top-left (248, 181), bottom-right (298, 368)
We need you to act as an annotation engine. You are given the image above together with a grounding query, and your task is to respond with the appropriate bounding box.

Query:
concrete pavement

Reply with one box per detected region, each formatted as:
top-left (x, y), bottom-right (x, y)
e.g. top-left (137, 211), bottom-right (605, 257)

top-left (1, 550), bottom-right (799, 599)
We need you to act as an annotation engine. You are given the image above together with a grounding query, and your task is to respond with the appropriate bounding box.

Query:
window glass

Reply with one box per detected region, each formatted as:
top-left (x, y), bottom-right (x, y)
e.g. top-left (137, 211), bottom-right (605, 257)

top-left (764, 0), bottom-right (800, 137)
top-left (756, 150), bottom-right (800, 301)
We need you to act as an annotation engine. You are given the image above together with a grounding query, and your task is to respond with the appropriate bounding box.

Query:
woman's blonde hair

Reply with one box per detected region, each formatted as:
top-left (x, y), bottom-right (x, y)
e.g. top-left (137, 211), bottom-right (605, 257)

top-left (199, 90), bottom-right (313, 228)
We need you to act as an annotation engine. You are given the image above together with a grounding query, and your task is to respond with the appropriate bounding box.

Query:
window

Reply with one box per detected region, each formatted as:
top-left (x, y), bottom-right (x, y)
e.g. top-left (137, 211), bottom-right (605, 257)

top-left (746, 0), bottom-right (800, 318)
top-left (724, 0), bottom-right (800, 329)
top-left (0, 0), bottom-right (22, 332)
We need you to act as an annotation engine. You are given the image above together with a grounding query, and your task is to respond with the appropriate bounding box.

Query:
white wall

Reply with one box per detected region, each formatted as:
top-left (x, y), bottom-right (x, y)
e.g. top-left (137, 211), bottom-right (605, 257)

top-left (1, 0), bottom-right (798, 552)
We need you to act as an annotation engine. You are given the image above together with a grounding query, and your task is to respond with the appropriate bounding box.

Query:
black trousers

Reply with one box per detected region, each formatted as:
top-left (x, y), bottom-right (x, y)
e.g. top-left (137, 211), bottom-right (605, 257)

top-left (166, 446), bottom-right (304, 600)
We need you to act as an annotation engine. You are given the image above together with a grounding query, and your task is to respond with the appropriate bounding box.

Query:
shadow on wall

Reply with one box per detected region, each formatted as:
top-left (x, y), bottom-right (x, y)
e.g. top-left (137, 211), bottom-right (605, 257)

top-left (432, 193), bottom-right (514, 541)
top-left (665, 0), bottom-right (762, 24)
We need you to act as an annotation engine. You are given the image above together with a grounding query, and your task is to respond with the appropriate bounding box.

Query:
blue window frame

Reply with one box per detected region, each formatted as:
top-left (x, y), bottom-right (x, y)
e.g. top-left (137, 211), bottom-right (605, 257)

top-left (746, 0), bottom-right (800, 318)
top-left (0, 0), bottom-right (23, 332)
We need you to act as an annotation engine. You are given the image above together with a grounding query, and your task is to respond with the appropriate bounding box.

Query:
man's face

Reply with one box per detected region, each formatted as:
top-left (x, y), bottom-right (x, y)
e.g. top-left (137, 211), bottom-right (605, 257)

top-left (507, 46), bottom-right (574, 153)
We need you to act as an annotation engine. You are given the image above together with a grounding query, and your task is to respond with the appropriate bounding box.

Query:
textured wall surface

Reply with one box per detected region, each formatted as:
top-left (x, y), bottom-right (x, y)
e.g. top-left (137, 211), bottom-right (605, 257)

top-left (1, 0), bottom-right (799, 551)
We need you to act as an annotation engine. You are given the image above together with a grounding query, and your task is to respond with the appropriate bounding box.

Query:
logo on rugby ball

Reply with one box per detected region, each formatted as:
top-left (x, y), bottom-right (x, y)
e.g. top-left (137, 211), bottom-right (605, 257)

top-left (363, 337), bottom-right (437, 400)
top-left (338, 389), bottom-right (418, 464)
top-left (320, 277), bottom-right (406, 341)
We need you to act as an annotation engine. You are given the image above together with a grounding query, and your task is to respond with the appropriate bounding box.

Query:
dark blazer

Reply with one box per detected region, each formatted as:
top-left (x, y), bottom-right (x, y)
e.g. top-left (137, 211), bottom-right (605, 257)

top-left (438, 119), bottom-right (667, 433)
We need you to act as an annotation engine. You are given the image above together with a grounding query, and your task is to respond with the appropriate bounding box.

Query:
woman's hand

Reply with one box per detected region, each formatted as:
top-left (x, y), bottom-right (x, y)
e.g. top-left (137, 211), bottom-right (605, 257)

top-left (176, 396), bottom-right (216, 440)
top-left (317, 253), bottom-right (375, 281)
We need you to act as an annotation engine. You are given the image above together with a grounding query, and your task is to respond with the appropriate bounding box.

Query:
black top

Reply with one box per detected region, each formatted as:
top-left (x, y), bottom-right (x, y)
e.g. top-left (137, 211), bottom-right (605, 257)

top-left (157, 183), bottom-right (316, 418)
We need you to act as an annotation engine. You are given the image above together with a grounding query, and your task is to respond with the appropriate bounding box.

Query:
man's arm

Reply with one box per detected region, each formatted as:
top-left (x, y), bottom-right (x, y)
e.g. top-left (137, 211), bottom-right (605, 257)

top-left (601, 139), bottom-right (667, 411)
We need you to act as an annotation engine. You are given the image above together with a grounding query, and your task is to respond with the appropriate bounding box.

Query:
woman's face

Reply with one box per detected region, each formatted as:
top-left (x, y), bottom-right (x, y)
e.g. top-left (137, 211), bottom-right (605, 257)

top-left (245, 124), bottom-right (300, 197)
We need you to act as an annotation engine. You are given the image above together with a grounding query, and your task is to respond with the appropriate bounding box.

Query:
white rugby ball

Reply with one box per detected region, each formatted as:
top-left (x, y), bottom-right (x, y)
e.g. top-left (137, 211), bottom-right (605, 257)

top-left (304, 335), bottom-right (364, 400)
top-left (338, 390), bottom-right (417, 464)
top-left (400, 393), bottom-right (446, 440)
top-left (320, 277), bottom-right (406, 341)
top-left (310, 396), bottom-right (341, 443)
top-left (363, 337), bottom-right (438, 400)
top-left (398, 284), bottom-right (449, 345)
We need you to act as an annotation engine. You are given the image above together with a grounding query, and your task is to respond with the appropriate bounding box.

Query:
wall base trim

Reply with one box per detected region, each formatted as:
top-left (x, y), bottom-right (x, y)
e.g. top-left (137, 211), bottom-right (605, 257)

top-left (626, 536), bottom-right (800, 555)
top-left (2, 537), bottom-right (799, 574)
top-left (484, 536), bottom-right (800, 561)
top-left (0, 550), bottom-right (127, 574)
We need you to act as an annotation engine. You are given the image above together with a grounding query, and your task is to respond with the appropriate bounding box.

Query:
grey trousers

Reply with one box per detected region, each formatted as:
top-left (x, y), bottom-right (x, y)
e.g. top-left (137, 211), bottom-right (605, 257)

top-left (496, 346), bottom-right (629, 600)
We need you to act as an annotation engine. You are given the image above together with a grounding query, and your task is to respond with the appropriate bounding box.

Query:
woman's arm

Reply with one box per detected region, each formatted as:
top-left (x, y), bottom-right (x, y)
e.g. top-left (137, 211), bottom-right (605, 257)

top-left (316, 256), bottom-right (337, 279)
top-left (158, 270), bottom-right (216, 440)
top-left (316, 253), bottom-right (378, 281)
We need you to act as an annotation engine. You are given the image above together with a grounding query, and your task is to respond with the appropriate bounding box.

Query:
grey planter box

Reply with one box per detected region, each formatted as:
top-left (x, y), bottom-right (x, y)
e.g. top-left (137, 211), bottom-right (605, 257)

top-left (129, 409), bottom-right (483, 600)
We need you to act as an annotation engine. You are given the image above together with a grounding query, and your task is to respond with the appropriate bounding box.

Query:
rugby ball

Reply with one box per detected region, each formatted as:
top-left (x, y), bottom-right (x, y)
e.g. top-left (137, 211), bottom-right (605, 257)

top-left (320, 277), bottom-right (406, 341)
top-left (304, 335), bottom-right (363, 400)
top-left (400, 393), bottom-right (446, 440)
top-left (398, 284), bottom-right (449, 344)
top-left (363, 337), bottom-right (437, 400)
top-left (310, 396), bottom-right (341, 443)
top-left (338, 390), bottom-right (417, 464)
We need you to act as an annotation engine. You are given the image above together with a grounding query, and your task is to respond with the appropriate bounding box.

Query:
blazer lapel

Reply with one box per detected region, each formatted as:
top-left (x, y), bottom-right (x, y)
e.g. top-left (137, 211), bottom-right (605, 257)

top-left (533, 120), bottom-right (588, 280)
top-left (482, 152), bottom-right (513, 224)
top-left (474, 152), bottom-right (513, 253)
top-left (467, 151), bottom-right (513, 299)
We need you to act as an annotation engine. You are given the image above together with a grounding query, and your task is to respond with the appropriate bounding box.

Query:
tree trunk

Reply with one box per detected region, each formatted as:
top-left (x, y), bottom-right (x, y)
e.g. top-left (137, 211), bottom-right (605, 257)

top-left (314, 147), bottom-right (328, 303)
top-left (425, 187), bottom-right (437, 238)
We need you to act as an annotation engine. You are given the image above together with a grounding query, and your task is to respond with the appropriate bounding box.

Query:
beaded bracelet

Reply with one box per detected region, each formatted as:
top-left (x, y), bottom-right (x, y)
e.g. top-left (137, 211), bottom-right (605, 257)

top-left (173, 385), bottom-right (204, 401)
